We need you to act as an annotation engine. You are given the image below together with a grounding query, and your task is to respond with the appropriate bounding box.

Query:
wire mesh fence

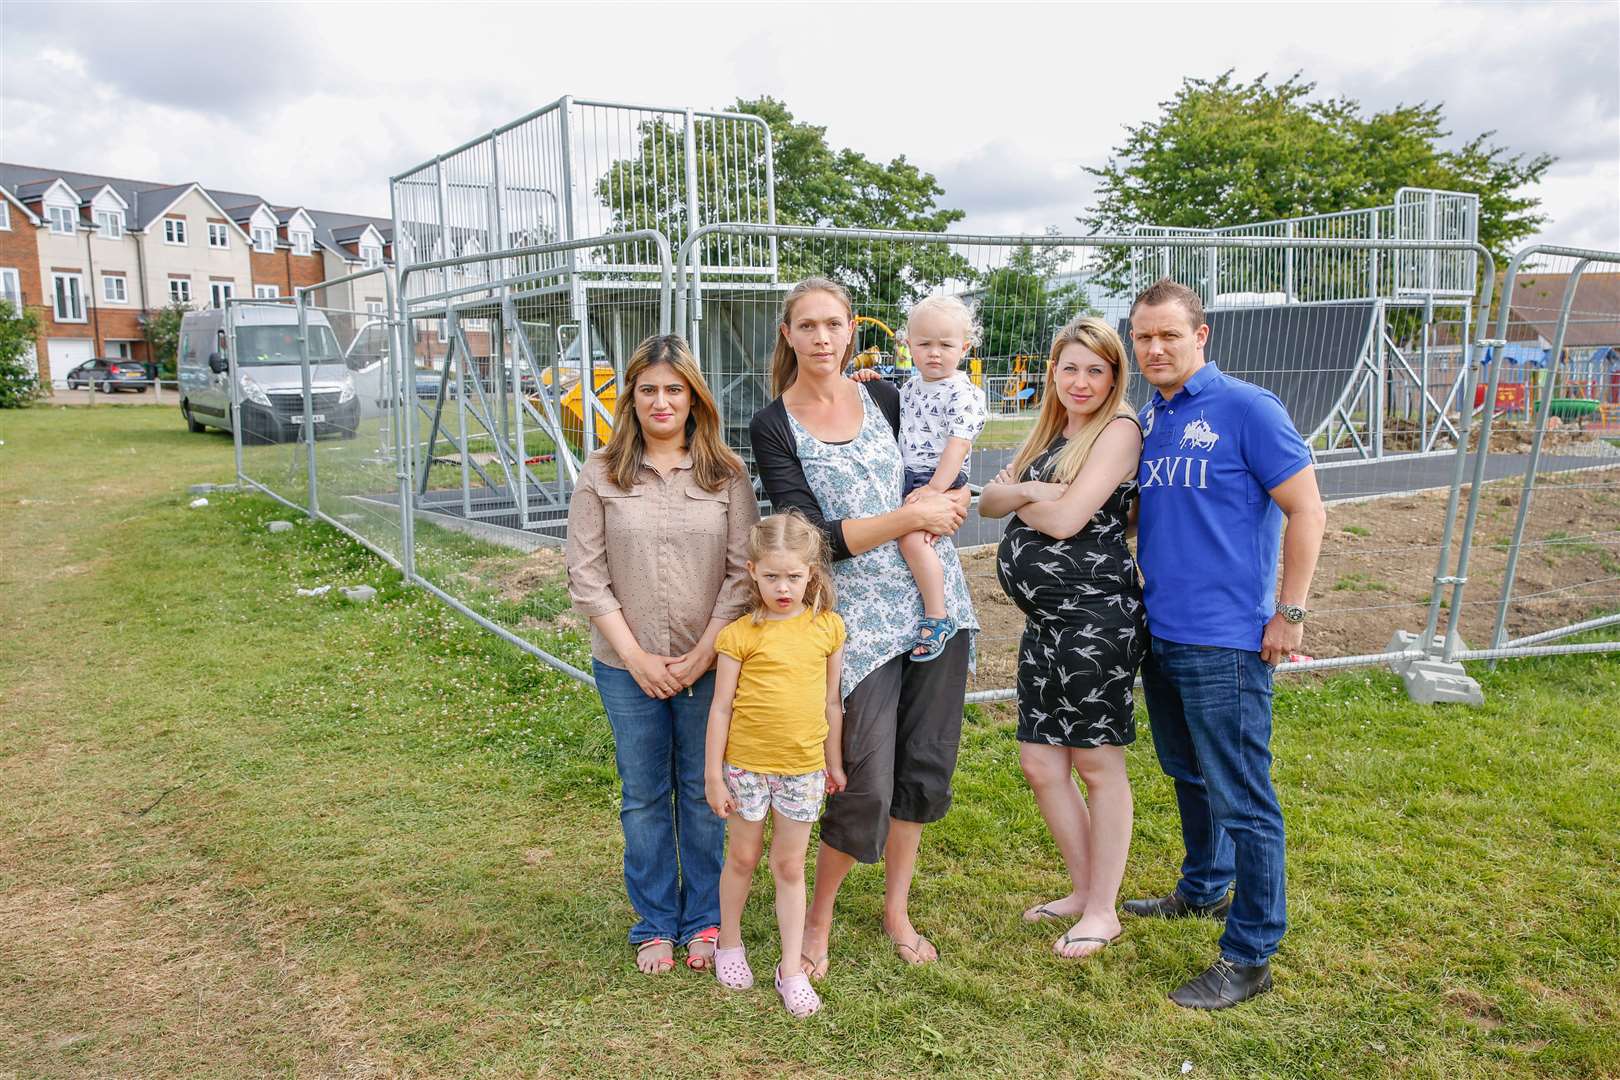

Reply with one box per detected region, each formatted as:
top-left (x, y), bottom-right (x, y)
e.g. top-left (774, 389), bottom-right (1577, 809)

top-left (229, 220), bottom-right (1619, 702)
top-left (1464, 248), bottom-right (1620, 657)
top-left (229, 296), bottom-right (326, 515)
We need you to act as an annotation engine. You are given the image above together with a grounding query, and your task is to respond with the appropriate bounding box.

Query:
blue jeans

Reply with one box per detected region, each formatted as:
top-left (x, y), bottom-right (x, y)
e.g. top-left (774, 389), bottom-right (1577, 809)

top-left (592, 660), bottom-right (724, 946)
top-left (1141, 638), bottom-right (1287, 966)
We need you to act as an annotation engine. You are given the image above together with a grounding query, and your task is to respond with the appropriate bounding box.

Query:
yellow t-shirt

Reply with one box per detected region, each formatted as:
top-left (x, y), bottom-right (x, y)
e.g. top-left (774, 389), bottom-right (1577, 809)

top-left (715, 608), bottom-right (846, 775)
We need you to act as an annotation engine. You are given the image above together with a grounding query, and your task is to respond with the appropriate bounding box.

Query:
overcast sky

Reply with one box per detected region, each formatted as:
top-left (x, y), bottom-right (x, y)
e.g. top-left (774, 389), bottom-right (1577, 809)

top-left (4, 1), bottom-right (1616, 251)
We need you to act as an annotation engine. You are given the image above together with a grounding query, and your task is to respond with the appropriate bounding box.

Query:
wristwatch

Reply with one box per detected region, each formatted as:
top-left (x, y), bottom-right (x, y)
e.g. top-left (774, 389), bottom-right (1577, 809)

top-left (1276, 603), bottom-right (1308, 624)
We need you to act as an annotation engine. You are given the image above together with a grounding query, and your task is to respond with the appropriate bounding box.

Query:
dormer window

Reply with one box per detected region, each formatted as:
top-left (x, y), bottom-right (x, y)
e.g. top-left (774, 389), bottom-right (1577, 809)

top-left (96, 210), bottom-right (123, 239)
top-left (48, 206), bottom-right (76, 234)
top-left (292, 231), bottom-right (312, 256)
top-left (361, 243), bottom-right (383, 268)
top-left (253, 227), bottom-right (275, 253)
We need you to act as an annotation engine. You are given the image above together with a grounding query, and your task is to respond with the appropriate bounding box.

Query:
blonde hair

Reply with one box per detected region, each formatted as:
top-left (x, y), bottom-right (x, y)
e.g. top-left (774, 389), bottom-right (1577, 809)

top-left (1007, 316), bottom-right (1134, 485)
top-left (770, 277), bottom-right (856, 397)
top-left (745, 511), bottom-right (836, 623)
top-left (600, 334), bottom-right (743, 493)
top-left (901, 293), bottom-right (981, 348)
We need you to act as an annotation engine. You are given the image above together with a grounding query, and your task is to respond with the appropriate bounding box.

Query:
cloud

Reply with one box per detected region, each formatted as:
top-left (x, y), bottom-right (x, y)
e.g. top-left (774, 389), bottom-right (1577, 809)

top-left (0, 1), bottom-right (1611, 250)
top-left (12, 1), bottom-right (350, 118)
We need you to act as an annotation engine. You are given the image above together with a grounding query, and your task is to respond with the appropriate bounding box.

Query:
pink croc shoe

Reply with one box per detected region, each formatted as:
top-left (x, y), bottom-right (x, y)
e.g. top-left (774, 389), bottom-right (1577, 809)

top-left (714, 943), bottom-right (753, 991)
top-left (774, 964), bottom-right (822, 1018)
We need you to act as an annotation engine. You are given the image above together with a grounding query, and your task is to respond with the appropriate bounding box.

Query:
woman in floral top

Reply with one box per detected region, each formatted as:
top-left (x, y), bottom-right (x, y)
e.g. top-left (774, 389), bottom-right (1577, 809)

top-left (750, 278), bottom-right (977, 976)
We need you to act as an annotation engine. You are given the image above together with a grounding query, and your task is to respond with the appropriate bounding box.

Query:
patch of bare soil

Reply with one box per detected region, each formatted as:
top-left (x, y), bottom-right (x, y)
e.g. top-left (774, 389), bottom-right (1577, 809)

top-left (482, 544), bottom-right (567, 605)
top-left (964, 463), bottom-right (1620, 689)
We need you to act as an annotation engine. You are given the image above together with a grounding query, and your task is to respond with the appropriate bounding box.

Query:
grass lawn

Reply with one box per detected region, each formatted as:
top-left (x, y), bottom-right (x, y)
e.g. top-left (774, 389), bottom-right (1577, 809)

top-left (977, 415), bottom-right (1038, 449)
top-left (1, 406), bottom-right (1617, 1078)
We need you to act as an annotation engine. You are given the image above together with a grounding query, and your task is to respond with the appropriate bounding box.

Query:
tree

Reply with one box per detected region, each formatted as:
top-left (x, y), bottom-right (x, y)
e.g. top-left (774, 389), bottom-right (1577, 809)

top-left (596, 97), bottom-right (972, 324)
top-left (144, 302), bottom-right (191, 379)
top-left (0, 299), bottom-right (44, 408)
top-left (977, 241), bottom-right (1095, 366)
top-left (1082, 72), bottom-right (1555, 291)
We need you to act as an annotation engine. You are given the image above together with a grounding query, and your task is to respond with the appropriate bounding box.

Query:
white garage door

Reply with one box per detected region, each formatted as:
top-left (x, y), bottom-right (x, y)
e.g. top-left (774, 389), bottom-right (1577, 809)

top-left (48, 338), bottom-right (94, 388)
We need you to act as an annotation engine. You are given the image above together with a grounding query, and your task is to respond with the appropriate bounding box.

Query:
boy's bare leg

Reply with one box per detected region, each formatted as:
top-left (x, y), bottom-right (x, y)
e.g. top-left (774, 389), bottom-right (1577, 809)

top-left (899, 529), bottom-right (948, 620)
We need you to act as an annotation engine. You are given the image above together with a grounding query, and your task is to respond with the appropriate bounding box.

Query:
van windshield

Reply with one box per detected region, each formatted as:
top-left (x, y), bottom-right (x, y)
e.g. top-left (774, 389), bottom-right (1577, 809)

top-left (236, 325), bottom-right (343, 366)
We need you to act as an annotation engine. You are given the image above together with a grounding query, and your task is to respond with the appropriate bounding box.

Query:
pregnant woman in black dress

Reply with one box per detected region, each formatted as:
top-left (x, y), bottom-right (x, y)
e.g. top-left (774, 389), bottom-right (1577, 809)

top-left (979, 316), bottom-right (1146, 961)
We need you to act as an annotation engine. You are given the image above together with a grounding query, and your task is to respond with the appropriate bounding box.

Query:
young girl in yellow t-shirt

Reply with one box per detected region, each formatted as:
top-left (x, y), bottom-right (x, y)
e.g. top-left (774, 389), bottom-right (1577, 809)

top-left (705, 511), bottom-right (846, 1018)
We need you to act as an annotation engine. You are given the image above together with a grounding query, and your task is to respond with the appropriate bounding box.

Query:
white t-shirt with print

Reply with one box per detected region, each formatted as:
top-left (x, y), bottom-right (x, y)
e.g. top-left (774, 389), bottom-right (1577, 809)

top-left (899, 372), bottom-right (988, 478)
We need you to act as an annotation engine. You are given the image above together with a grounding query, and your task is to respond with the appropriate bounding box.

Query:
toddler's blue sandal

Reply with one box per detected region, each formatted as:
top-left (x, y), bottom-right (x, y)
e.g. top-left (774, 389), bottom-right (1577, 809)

top-left (910, 617), bottom-right (957, 662)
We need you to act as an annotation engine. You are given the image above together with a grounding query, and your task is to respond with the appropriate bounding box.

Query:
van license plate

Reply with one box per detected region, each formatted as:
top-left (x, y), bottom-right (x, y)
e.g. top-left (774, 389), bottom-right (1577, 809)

top-left (291, 414), bottom-right (326, 424)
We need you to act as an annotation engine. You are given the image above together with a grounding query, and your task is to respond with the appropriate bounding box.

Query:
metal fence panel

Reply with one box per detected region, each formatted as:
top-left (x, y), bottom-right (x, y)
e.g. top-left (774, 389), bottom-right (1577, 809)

top-left (391, 97), bottom-right (774, 308)
top-left (679, 224), bottom-right (1504, 693)
top-left (296, 267), bottom-right (407, 568)
top-left (1455, 247), bottom-right (1620, 659)
top-left (229, 296), bottom-right (317, 515)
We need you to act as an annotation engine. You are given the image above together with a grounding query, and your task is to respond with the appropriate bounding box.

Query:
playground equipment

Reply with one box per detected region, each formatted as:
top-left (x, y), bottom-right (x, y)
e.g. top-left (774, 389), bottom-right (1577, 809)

top-left (995, 354), bottom-right (1041, 414)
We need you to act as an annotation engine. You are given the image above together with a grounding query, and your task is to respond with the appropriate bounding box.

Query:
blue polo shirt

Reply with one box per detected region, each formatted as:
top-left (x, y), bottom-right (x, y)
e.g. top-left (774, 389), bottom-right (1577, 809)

top-left (1136, 363), bottom-right (1312, 652)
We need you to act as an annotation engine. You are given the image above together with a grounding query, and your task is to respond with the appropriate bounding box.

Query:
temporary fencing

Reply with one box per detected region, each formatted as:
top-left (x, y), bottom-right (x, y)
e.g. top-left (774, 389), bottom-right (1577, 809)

top-left (228, 215), bottom-right (1619, 705)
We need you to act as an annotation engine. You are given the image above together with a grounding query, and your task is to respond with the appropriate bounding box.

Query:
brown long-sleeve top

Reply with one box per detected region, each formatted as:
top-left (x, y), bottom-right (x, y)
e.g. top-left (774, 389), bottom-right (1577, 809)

top-left (564, 450), bottom-right (759, 669)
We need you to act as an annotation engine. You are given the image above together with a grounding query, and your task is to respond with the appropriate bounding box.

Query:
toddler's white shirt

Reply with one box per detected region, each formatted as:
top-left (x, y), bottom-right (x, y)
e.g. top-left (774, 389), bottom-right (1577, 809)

top-left (899, 372), bottom-right (988, 475)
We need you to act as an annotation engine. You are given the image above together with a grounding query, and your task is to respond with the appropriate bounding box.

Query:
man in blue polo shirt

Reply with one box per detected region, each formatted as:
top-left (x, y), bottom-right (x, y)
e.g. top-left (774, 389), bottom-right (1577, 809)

top-left (1123, 278), bottom-right (1326, 1009)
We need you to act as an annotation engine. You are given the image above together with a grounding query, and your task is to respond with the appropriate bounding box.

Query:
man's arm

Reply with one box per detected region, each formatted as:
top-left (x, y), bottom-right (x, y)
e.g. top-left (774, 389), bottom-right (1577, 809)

top-left (1259, 465), bottom-right (1326, 665)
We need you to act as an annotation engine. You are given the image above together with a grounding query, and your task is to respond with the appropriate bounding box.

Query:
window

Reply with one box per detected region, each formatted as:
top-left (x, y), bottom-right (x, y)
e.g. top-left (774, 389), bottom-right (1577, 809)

top-left (210, 281), bottom-right (234, 308)
top-left (48, 206), bottom-right (76, 234)
top-left (361, 244), bottom-right (383, 269)
top-left (95, 210), bottom-right (123, 239)
top-left (102, 275), bottom-right (127, 303)
top-left (208, 223), bottom-right (229, 249)
top-left (51, 272), bottom-right (85, 321)
top-left (169, 277), bottom-right (192, 303)
top-left (0, 268), bottom-right (20, 309)
top-left (164, 218), bottom-right (187, 245)
top-left (0, 202), bottom-right (10, 230)
top-left (253, 227), bottom-right (275, 253)
top-left (254, 284), bottom-right (279, 299)
top-left (291, 231), bottom-right (312, 256)
top-left (365, 300), bottom-right (385, 316)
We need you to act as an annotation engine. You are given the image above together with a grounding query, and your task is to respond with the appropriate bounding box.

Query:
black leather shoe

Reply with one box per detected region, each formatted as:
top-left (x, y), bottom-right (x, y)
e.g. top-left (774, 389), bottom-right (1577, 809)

top-left (1122, 891), bottom-right (1232, 921)
top-left (1168, 957), bottom-right (1273, 1010)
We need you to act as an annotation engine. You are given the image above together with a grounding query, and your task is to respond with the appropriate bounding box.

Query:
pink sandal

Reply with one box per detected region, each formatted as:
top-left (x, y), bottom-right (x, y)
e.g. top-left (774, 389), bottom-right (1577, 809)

top-left (774, 964), bottom-right (822, 1018)
top-left (685, 926), bottom-right (720, 971)
top-left (714, 943), bottom-right (753, 990)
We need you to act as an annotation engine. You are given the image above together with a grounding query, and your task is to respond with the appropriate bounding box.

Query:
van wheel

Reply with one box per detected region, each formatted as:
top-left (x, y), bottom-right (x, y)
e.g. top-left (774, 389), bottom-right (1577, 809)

top-left (182, 400), bottom-right (206, 433)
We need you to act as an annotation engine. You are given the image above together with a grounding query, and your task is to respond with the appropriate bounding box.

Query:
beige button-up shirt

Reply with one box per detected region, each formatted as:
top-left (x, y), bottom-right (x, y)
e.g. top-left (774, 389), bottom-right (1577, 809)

top-left (565, 451), bottom-right (758, 669)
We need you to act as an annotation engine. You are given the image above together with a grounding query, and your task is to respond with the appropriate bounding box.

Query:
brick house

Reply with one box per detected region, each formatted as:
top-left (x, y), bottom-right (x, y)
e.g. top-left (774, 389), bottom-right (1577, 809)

top-left (0, 162), bottom-right (392, 389)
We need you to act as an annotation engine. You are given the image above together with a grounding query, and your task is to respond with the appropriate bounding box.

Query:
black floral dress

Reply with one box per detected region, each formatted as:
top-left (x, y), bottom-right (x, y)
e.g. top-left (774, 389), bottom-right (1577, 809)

top-left (996, 436), bottom-right (1147, 748)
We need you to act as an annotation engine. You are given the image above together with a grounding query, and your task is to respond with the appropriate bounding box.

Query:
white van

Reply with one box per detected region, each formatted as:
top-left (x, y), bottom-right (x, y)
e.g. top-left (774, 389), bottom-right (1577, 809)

top-left (178, 306), bottom-right (360, 441)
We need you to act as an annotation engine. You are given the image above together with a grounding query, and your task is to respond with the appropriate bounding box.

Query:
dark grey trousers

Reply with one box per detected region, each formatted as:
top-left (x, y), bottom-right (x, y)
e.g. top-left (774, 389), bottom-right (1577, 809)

top-left (820, 632), bottom-right (971, 864)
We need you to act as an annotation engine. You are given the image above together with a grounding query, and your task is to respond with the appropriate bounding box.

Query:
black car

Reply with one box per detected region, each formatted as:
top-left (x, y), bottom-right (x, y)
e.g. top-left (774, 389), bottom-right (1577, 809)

top-left (66, 358), bottom-right (153, 392)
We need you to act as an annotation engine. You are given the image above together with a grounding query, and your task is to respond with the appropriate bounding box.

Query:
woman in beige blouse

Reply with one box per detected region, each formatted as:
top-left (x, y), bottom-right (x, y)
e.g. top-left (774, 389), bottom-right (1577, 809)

top-left (565, 334), bottom-right (758, 975)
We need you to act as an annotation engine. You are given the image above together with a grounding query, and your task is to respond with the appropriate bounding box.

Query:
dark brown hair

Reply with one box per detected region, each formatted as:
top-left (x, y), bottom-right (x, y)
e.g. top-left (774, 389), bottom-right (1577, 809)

top-left (1129, 277), bottom-right (1206, 331)
top-left (600, 334), bottom-right (743, 493)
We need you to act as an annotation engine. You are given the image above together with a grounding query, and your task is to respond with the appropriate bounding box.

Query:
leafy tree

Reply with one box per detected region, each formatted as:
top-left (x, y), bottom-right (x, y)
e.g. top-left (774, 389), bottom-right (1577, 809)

top-left (596, 96), bottom-right (972, 324)
top-left (144, 302), bottom-right (190, 379)
top-left (1083, 72), bottom-right (1555, 292)
top-left (0, 299), bottom-right (44, 408)
top-left (977, 241), bottom-right (1095, 367)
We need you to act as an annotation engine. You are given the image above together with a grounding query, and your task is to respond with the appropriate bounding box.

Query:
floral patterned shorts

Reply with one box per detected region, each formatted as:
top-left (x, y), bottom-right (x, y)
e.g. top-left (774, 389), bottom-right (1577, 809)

top-left (724, 764), bottom-right (827, 824)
